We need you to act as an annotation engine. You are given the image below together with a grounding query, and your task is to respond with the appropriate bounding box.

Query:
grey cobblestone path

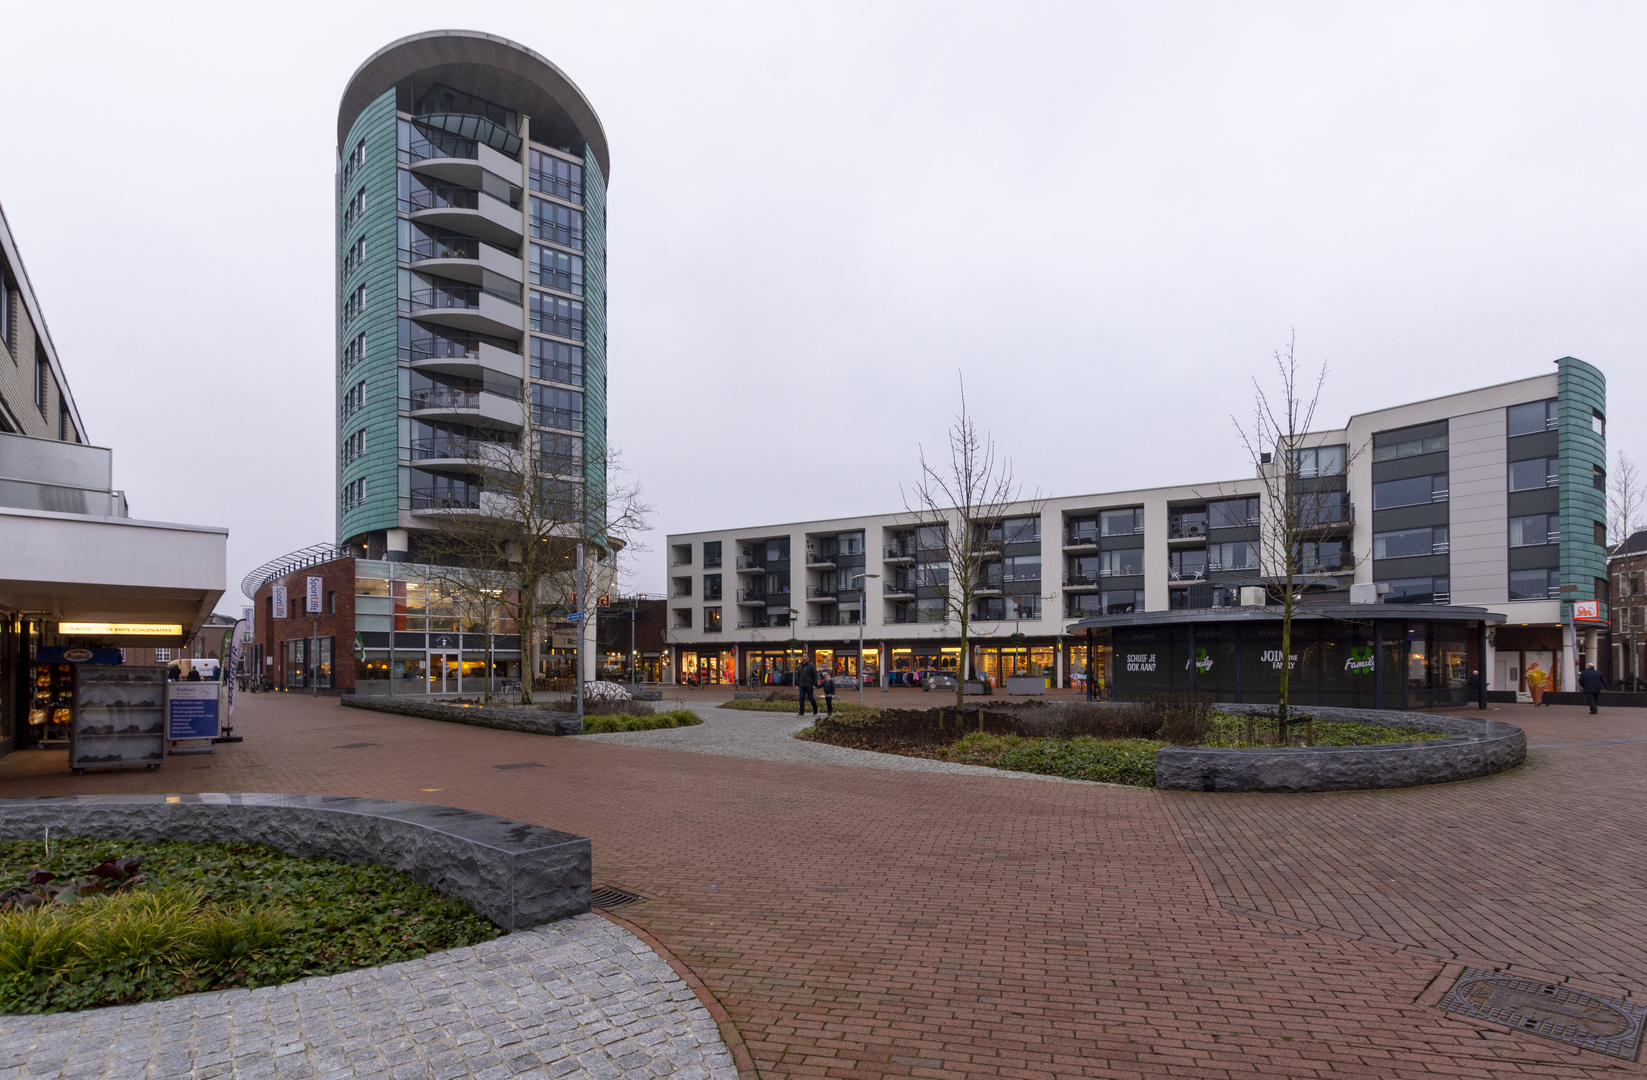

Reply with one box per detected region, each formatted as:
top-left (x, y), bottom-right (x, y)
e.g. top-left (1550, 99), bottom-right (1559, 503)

top-left (576, 703), bottom-right (1084, 781)
top-left (0, 914), bottom-right (734, 1080)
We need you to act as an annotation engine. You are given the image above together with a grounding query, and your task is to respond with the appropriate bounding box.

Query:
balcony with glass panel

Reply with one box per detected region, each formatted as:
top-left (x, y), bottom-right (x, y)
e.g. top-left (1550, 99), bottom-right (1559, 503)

top-left (406, 277), bottom-right (523, 340)
top-left (1062, 523), bottom-right (1099, 551)
top-left (405, 178), bottom-right (523, 247)
top-left (407, 382), bottom-right (524, 432)
top-left (805, 541), bottom-right (837, 569)
top-left (407, 330), bottom-right (523, 383)
top-left (1062, 571), bottom-right (1100, 592)
top-left (735, 588), bottom-right (767, 606)
top-left (405, 229), bottom-right (522, 287)
top-left (402, 122), bottom-right (522, 198)
top-left (408, 433), bottom-right (512, 471)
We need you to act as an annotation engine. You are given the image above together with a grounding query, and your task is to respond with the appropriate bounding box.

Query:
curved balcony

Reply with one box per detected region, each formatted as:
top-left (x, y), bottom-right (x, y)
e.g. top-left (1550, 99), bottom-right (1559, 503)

top-left (410, 192), bottom-right (522, 248)
top-left (409, 141), bottom-right (522, 196)
top-left (409, 339), bottom-right (523, 382)
top-left (407, 283), bottom-right (524, 340)
top-left (405, 233), bottom-right (522, 289)
top-left (407, 387), bottom-right (525, 432)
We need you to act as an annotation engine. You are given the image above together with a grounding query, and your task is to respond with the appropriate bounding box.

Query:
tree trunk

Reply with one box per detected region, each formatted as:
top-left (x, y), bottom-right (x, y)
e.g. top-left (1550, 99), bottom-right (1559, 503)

top-left (956, 612), bottom-right (968, 708)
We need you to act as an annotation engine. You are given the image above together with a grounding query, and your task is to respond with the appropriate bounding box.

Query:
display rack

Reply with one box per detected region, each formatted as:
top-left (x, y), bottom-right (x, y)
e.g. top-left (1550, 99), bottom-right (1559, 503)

top-left (29, 662), bottom-right (74, 747)
top-left (70, 665), bottom-right (166, 773)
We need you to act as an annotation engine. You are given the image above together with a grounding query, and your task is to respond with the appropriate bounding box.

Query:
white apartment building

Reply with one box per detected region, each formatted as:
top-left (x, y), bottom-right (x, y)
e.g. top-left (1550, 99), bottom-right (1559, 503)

top-left (664, 359), bottom-right (1609, 701)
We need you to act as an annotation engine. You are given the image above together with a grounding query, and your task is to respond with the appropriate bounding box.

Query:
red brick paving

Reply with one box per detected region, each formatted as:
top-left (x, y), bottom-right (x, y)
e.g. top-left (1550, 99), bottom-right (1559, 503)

top-left (1, 696), bottom-right (1642, 1078)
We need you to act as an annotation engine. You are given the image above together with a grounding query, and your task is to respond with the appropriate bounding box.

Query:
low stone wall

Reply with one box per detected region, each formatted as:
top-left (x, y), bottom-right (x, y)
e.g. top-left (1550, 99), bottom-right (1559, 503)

top-left (342, 695), bottom-right (583, 735)
top-left (1155, 705), bottom-right (1525, 793)
top-left (0, 793), bottom-right (591, 930)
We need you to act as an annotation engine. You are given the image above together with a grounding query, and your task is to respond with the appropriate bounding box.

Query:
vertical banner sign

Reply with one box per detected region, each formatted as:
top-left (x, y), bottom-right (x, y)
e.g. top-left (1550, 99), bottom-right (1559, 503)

top-left (272, 585), bottom-right (288, 619)
top-left (241, 606), bottom-right (253, 640)
top-left (306, 576), bottom-right (323, 614)
top-left (226, 620), bottom-right (247, 720)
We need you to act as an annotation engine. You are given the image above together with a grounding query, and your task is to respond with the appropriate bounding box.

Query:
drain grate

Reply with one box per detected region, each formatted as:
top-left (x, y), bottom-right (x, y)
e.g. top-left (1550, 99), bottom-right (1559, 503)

top-left (333, 743), bottom-right (376, 750)
top-left (1439, 967), bottom-right (1647, 1060)
top-left (493, 762), bottom-right (545, 771)
top-left (590, 886), bottom-right (641, 909)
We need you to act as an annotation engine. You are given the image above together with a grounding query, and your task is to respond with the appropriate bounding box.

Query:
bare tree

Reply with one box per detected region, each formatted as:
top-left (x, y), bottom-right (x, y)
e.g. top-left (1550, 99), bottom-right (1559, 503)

top-left (1232, 332), bottom-right (1364, 744)
top-left (903, 378), bottom-right (1037, 708)
top-left (1610, 452), bottom-right (1641, 552)
top-left (419, 429), bottom-right (650, 705)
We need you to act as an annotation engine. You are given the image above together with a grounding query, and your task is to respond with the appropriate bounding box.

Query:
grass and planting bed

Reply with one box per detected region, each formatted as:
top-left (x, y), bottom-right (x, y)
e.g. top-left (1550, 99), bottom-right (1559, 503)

top-left (0, 837), bottom-right (501, 1014)
top-left (452, 696), bottom-right (704, 734)
top-left (797, 696), bottom-right (1445, 786)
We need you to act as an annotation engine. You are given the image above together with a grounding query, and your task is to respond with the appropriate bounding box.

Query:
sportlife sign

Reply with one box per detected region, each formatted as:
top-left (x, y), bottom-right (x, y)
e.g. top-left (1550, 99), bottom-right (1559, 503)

top-left (1261, 649), bottom-right (1299, 671)
top-left (272, 585), bottom-right (288, 619)
top-left (1344, 645), bottom-right (1375, 675)
top-left (306, 576), bottom-right (324, 614)
top-left (1184, 648), bottom-right (1213, 674)
top-left (1125, 652), bottom-right (1157, 673)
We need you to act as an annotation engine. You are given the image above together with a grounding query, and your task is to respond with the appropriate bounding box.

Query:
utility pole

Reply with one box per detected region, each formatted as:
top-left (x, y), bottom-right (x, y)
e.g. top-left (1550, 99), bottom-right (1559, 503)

top-left (575, 543), bottom-right (585, 726)
top-left (857, 573), bottom-right (879, 705)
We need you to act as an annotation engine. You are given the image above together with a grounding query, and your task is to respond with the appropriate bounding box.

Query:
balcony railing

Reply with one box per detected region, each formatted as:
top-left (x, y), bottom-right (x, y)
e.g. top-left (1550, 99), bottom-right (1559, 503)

top-left (736, 556), bottom-right (766, 572)
top-left (884, 546), bottom-right (916, 561)
top-left (409, 490), bottom-right (479, 511)
top-left (407, 233), bottom-right (481, 262)
top-left (1432, 593), bottom-right (1451, 605)
top-left (704, 623), bottom-right (722, 633)
top-left (736, 589), bottom-right (767, 604)
top-left (1063, 531), bottom-right (1099, 547)
top-left (410, 438), bottom-right (481, 460)
top-left (409, 387), bottom-right (478, 410)
top-left (1169, 522), bottom-right (1208, 539)
top-left (399, 123), bottom-right (477, 165)
top-left (1167, 569), bottom-right (1207, 582)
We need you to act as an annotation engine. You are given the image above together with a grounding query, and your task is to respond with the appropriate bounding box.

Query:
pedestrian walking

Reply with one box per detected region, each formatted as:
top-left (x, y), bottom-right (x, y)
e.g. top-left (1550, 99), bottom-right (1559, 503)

top-left (822, 673), bottom-right (836, 716)
top-left (796, 655), bottom-right (819, 717)
top-left (1579, 662), bottom-right (1610, 714)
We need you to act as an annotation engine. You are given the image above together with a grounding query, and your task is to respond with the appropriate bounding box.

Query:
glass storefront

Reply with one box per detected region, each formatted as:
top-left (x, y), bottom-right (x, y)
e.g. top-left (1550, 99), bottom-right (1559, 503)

top-left (886, 646), bottom-right (960, 686)
top-left (971, 645), bottom-right (1055, 687)
top-left (1105, 617), bottom-right (1483, 708)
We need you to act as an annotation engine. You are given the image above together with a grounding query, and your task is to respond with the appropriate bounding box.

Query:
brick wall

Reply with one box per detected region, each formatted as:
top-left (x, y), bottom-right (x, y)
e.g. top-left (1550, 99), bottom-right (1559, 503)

top-left (252, 559), bottom-right (359, 690)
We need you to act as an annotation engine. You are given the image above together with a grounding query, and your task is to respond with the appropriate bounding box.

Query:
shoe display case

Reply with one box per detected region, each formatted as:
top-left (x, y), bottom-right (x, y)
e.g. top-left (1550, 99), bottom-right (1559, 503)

top-left (29, 662), bottom-right (75, 747)
top-left (71, 665), bottom-right (166, 773)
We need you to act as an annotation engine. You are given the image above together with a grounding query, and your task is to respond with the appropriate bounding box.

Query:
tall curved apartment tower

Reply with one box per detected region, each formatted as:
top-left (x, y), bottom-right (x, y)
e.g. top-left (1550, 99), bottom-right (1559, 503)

top-left (335, 30), bottom-right (608, 561)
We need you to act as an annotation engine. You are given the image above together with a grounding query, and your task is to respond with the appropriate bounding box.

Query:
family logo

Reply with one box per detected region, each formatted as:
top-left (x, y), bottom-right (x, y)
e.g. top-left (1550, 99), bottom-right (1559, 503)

top-left (1344, 646), bottom-right (1375, 674)
top-left (1125, 652), bottom-right (1157, 673)
top-left (1261, 649), bottom-right (1299, 670)
top-left (1185, 647), bottom-right (1213, 674)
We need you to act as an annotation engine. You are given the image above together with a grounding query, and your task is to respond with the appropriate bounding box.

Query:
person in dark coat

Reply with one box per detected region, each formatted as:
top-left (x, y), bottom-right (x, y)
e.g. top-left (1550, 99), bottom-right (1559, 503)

top-left (822, 673), bottom-right (836, 716)
top-left (1579, 663), bottom-right (1610, 714)
top-left (796, 656), bottom-right (819, 717)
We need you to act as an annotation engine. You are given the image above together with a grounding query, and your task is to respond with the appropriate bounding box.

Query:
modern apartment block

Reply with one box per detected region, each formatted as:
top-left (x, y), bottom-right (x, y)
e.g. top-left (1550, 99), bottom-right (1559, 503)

top-left (0, 205), bottom-right (84, 444)
top-left (334, 30), bottom-right (608, 562)
top-left (664, 358), bottom-right (1608, 698)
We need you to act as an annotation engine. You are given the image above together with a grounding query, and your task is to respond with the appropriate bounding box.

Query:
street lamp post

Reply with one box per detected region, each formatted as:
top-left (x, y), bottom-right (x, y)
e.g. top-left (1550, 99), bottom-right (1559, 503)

top-left (857, 573), bottom-right (879, 705)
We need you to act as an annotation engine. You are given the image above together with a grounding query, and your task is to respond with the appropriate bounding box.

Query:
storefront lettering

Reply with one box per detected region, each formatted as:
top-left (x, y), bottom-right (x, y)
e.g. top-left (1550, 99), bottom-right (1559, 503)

top-left (1344, 646), bottom-right (1375, 675)
top-left (1261, 649), bottom-right (1298, 670)
top-left (1185, 647), bottom-right (1213, 674)
top-left (1125, 652), bottom-right (1157, 673)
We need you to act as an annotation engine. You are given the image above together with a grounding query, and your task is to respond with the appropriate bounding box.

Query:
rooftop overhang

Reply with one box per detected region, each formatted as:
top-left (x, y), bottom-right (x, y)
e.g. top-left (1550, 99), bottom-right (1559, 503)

top-left (1064, 603), bottom-right (1507, 636)
top-left (338, 30), bottom-right (609, 181)
top-left (0, 507), bottom-right (227, 645)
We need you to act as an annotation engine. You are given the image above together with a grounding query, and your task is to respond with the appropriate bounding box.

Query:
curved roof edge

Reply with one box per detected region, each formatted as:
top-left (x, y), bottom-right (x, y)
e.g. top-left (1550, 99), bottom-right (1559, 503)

top-left (337, 29), bottom-right (609, 181)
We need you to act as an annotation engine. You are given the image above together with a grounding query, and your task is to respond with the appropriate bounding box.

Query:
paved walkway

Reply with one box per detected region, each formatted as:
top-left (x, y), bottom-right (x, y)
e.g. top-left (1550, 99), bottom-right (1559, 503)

top-left (0, 914), bottom-right (731, 1080)
top-left (2, 696), bottom-right (1645, 1078)
top-left (577, 702), bottom-right (1080, 780)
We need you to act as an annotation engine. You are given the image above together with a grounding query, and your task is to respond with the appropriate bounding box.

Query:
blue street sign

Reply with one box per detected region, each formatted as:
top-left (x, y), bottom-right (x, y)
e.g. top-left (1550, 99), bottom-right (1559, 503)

top-left (566, 613), bottom-right (587, 622)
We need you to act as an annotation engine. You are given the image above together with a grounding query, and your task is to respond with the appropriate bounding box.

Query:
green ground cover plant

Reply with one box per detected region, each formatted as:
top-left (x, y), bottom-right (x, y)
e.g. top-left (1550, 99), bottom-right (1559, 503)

top-left (581, 709), bottom-right (702, 733)
top-left (0, 838), bottom-right (500, 1014)
top-left (720, 698), bottom-right (884, 719)
top-left (797, 699), bottom-right (1449, 786)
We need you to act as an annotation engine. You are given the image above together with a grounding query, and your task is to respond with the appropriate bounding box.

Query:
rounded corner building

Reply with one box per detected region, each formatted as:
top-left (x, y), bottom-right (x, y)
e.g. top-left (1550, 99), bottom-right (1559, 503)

top-left (335, 30), bottom-right (608, 563)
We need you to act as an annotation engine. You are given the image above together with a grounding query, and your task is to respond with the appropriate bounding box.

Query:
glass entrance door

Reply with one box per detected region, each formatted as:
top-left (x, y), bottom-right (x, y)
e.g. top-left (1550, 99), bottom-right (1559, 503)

top-left (429, 652), bottom-right (460, 693)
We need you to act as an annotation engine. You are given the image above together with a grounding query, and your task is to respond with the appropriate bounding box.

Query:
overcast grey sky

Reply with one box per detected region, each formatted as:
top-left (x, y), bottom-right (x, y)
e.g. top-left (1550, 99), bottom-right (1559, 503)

top-left (2, 1), bottom-right (1642, 609)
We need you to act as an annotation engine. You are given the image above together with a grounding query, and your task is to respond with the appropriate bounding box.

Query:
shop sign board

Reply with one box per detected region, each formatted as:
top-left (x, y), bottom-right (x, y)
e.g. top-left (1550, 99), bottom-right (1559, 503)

top-left (1573, 600), bottom-right (1602, 622)
top-left (273, 586), bottom-right (288, 619)
top-left (306, 576), bottom-right (323, 614)
top-left (168, 683), bottom-right (221, 740)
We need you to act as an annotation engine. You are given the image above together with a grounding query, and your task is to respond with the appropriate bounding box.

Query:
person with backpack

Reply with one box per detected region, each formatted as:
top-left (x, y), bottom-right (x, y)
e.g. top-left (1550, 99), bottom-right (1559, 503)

top-left (796, 655), bottom-right (819, 717)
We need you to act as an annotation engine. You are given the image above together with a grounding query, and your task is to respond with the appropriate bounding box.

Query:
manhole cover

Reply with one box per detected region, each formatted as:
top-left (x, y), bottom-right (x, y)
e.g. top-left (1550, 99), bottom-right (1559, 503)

top-left (493, 762), bottom-right (545, 771)
top-left (590, 886), bottom-right (641, 909)
top-left (1439, 967), bottom-right (1647, 1060)
top-left (333, 743), bottom-right (376, 749)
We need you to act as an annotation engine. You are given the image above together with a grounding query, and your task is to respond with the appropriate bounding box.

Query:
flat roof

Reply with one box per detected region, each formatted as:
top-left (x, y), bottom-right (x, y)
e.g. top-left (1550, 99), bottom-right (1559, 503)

top-left (1064, 604), bottom-right (1505, 634)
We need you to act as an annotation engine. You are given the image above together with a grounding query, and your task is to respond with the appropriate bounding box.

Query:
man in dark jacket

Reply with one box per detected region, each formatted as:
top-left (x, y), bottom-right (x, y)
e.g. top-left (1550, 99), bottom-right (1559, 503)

top-left (796, 656), bottom-right (819, 717)
top-left (1579, 663), bottom-right (1609, 714)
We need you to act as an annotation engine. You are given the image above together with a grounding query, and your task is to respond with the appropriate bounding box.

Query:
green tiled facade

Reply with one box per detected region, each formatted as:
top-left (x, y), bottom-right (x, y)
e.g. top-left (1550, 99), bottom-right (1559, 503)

top-left (337, 88), bottom-right (402, 544)
top-left (581, 148), bottom-right (607, 543)
top-left (1557, 356), bottom-right (1608, 619)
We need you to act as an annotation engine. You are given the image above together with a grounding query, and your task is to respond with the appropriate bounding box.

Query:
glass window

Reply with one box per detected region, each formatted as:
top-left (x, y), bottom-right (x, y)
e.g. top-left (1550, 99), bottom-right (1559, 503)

top-left (1003, 555), bottom-right (1041, 582)
top-left (1101, 508), bottom-right (1143, 536)
top-left (1208, 541), bottom-right (1257, 571)
top-left (1208, 497), bottom-right (1259, 530)
top-left (1168, 549), bottom-right (1207, 579)
top-left (1507, 399), bottom-right (1558, 436)
top-left (1594, 465), bottom-right (1606, 492)
top-left (703, 574), bottom-right (722, 600)
top-left (1374, 527), bottom-right (1441, 559)
top-left (914, 525), bottom-right (946, 552)
top-left (1507, 458), bottom-right (1556, 491)
top-left (529, 292), bottom-right (584, 340)
top-left (1298, 490), bottom-right (1350, 526)
top-left (1297, 539), bottom-right (1347, 571)
top-left (1168, 506), bottom-right (1208, 538)
top-left (1372, 428), bottom-right (1449, 461)
top-left (529, 245), bottom-right (584, 295)
top-left (529, 149), bottom-right (583, 204)
top-left (1006, 594), bottom-right (1040, 619)
top-left (703, 541), bottom-right (722, 567)
top-left (765, 537), bottom-right (789, 561)
top-left (1066, 516), bottom-right (1098, 542)
top-left (1068, 555), bottom-right (1100, 584)
top-left (1292, 445), bottom-right (1345, 477)
top-left (1510, 568), bottom-right (1560, 601)
top-left (1384, 577), bottom-right (1448, 604)
top-left (528, 197), bottom-right (584, 249)
top-left (1002, 517), bottom-right (1041, 545)
top-left (1099, 549), bottom-right (1142, 577)
top-left (1373, 474), bottom-right (1446, 509)
top-left (1509, 514), bottom-right (1556, 547)
top-left (530, 338), bottom-right (583, 385)
top-left (1101, 589), bottom-right (1143, 615)
top-left (530, 385), bottom-right (583, 430)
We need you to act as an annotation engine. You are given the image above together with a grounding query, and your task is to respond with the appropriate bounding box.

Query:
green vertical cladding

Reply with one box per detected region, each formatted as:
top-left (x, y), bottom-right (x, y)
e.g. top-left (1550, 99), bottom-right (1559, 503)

top-left (581, 146), bottom-right (608, 544)
top-left (337, 88), bottom-right (402, 545)
top-left (1557, 356), bottom-right (1608, 618)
